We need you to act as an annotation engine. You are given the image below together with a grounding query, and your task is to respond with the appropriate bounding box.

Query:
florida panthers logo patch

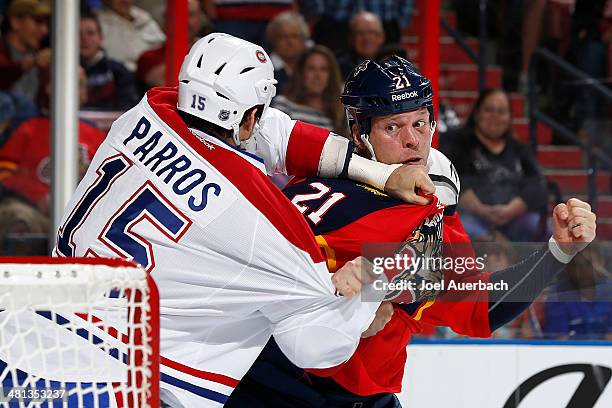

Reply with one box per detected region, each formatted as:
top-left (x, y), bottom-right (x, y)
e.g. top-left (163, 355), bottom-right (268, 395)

top-left (384, 212), bottom-right (444, 303)
top-left (354, 60), bottom-right (369, 76)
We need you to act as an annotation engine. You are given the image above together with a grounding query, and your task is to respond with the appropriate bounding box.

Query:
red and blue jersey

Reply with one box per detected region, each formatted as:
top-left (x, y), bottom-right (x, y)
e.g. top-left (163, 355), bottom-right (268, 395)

top-left (282, 176), bottom-right (492, 396)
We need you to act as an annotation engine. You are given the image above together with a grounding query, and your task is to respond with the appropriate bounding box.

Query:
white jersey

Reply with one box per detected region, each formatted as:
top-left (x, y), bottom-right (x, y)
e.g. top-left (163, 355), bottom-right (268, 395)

top-left (427, 148), bottom-right (461, 207)
top-left (52, 88), bottom-right (380, 407)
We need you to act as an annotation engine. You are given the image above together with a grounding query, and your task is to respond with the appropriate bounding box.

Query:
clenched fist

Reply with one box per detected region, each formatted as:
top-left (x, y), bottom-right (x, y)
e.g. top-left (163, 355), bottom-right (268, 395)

top-left (552, 198), bottom-right (596, 255)
top-left (331, 256), bottom-right (375, 298)
top-left (385, 165), bottom-right (435, 205)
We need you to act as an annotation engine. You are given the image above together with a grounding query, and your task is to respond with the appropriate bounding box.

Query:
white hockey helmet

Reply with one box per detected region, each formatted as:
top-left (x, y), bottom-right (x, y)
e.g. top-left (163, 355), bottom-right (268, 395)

top-left (177, 33), bottom-right (277, 145)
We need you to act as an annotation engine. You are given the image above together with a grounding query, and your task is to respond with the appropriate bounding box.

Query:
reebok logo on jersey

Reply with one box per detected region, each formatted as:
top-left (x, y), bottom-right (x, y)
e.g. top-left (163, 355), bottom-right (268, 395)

top-left (391, 91), bottom-right (418, 102)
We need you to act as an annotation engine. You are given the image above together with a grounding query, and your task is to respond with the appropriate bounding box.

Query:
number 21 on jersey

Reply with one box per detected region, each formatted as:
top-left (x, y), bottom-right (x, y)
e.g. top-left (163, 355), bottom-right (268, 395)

top-left (290, 182), bottom-right (346, 225)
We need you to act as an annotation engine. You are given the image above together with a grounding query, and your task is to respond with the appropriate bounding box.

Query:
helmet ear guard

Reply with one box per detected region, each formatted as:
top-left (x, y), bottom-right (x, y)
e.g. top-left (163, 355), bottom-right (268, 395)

top-left (254, 79), bottom-right (277, 103)
top-left (230, 79), bottom-right (276, 146)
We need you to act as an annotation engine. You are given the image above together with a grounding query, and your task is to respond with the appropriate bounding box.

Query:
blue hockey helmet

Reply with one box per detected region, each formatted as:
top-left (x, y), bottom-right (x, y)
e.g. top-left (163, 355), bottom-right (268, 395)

top-left (341, 56), bottom-right (435, 158)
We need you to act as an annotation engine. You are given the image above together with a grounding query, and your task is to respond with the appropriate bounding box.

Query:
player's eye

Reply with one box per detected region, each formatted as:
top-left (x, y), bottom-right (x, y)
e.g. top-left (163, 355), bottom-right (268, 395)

top-left (385, 124), bottom-right (399, 133)
top-left (413, 120), bottom-right (426, 129)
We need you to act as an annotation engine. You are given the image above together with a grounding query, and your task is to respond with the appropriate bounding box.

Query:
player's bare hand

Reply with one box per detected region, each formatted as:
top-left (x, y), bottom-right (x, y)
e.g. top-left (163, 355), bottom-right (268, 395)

top-left (385, 165), bottom-right (435, 205)
top-left (332, 256), bottom-right (374, 297)
top-left (361, 301), bottom-right (394, 338)
top-left (552, 198), bottom-right (596, 255)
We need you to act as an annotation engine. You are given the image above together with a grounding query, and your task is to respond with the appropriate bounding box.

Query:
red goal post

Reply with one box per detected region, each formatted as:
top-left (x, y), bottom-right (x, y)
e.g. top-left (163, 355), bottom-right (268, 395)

top-left (0, 257), bottom-right (159, 407)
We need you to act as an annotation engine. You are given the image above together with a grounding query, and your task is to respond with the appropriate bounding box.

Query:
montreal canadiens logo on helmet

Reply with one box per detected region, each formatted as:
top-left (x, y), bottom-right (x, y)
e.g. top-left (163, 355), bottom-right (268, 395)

top-left (256, 50), bottom-right (267, 63)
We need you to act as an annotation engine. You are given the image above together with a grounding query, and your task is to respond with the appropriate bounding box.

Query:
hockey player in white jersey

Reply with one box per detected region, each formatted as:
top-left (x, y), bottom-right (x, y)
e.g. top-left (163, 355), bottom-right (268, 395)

top-left (48, 33), bottom-right (441, 407)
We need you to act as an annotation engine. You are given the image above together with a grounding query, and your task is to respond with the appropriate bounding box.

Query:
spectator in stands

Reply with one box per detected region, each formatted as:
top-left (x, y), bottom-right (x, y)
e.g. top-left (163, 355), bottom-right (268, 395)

top-left (0, 92), bottom-right (16, 146)
top-left (273, 45), bottom-right (346, 135)
top-left (0, 0), bottom-right (50, 104)
top-left (518, 0), bottom-right (547, 94)
top-left (202, 0), bottom-right (294, 47)
top-left (440, 89), bottom-right (548, 242)
top-left (0, 90), bottom-right (38, 146)
top-left (472, 231), bottom-right (546, 339)
top-left (0, 67), bottom-right (105, 220)
top-left (543, 245), bottom-right (612, 340)
top-left (98, 0), bottom-right (165, 72)
top-left (605, 0), bottom-right (612, 81)
top-left (338, 11), bottom-right (385, 78)
top-left (1, 92), bottom-right (40, 146)
top-left (82, 0), bottom-right (103, 13)
top-left (136, 0), bottom-right (206, 89)
top-left (265, 11), bottom-right (310, 95)
top-left (80, 13), bottom-right (138, 110)
top-left (0, 191), bottom-right (49, 255)
top-left (301, 0), bottom-right (413, 55)
top-left (566, 0), bottom-right (609, 142)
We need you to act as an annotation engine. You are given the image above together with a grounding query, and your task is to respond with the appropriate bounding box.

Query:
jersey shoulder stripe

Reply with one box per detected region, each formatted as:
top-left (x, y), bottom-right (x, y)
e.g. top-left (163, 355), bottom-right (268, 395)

top-left (146, 87), bottom-right (324, 264)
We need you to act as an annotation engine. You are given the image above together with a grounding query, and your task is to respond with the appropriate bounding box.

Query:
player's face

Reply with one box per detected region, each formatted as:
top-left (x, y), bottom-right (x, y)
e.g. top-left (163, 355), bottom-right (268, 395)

top-left (367, 108), bottom-right (432, 165)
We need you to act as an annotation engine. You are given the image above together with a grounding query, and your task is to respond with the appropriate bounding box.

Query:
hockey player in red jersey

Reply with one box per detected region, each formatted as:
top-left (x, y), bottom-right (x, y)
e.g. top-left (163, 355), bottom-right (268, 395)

top-left (226, 56), bottom-right (597, 408)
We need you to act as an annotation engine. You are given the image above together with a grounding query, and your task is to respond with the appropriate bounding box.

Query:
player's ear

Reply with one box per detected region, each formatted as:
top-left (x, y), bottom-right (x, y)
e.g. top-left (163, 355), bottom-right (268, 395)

top-left (240, 107), bottom-right (258, 135)
top-left (350, 123), bottom-right (363, 148)
top-left (237, 107), bottom-right (259, 143)
top-left (350, 123), bottom-right (371, 158)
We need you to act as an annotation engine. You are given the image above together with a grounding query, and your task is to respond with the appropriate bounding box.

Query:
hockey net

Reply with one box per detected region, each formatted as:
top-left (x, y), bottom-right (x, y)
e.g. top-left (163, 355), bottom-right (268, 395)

top-left (0, 257), bottom-right (159, 407)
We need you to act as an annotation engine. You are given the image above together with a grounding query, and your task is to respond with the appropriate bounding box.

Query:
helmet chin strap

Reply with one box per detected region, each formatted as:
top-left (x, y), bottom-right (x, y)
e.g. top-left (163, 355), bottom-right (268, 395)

top-left (430, 121), bottom-right (437, 143)
top-left (360, 133), bottom-right (377, 162)
top-left (231, 122), bottom-right (241, 146)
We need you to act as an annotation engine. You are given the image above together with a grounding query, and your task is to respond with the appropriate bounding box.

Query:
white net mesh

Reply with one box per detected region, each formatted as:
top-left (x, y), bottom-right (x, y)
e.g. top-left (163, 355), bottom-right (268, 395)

top-left (0, 260), bottom-right (158, 407)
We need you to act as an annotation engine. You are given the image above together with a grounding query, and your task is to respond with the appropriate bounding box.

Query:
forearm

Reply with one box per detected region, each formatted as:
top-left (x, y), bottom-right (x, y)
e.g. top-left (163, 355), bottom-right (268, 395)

top-left (272, 295), bottom-right (379, 369)
top-left (506, 197), bottom-right (528, 217)
top-left (285, 123), bottom-right (401, 190)
top-left (264, 114), bottom-right (424, 196)
top-left (488, 238), bottom-right (573, 331)
top-left (458, 189), bottom-right (485, 215)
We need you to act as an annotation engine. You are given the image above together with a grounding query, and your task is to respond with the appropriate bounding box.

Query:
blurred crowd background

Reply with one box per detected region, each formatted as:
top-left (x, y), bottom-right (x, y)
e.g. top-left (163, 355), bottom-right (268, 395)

top-left (0, 0), bottom-right (610, 341)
